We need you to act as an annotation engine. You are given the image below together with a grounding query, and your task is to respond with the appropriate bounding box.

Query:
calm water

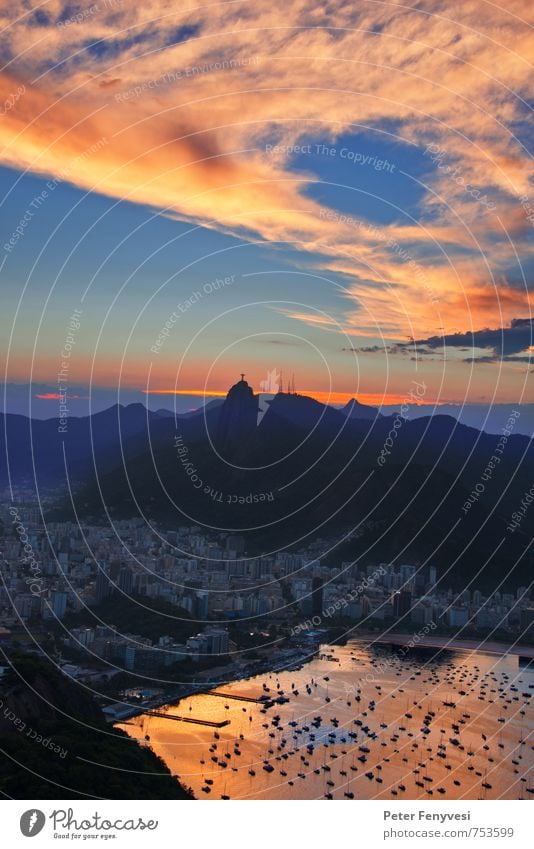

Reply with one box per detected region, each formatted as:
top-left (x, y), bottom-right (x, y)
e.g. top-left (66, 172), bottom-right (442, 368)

top-left (118, 641), bottom-right (534, 800)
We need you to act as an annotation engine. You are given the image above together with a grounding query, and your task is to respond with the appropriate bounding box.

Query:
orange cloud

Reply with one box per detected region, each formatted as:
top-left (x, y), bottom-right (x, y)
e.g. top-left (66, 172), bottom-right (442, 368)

top-left (0, 0), bottom-right (532, 347)
top-left (35, 393), bottom-right (88, 400)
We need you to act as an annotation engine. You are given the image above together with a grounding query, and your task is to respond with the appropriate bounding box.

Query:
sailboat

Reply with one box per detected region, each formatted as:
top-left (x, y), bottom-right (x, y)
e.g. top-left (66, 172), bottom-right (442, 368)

top-left (344, 764), bottom-right (354, 798)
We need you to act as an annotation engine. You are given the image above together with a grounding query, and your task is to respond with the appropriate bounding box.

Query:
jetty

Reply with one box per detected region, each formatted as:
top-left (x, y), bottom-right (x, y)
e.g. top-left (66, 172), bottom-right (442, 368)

top-left (145, 711), bottom-right (230, 728)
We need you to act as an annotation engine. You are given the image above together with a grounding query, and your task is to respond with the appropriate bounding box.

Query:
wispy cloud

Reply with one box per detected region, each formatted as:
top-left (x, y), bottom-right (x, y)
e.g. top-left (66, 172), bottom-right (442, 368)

top-left (0, 0), bottom-right (532, 346)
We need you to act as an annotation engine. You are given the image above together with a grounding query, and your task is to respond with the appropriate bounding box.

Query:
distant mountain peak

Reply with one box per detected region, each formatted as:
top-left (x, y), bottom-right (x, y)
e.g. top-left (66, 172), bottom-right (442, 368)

top-left (342, 397), bottom-right (382, 420)
top-left (227, 374), bottom-right (255, 399)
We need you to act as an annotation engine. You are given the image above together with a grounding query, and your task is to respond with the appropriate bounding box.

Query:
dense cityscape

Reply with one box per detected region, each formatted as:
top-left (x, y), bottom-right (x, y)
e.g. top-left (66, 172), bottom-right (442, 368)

top-left (2, 491), bottom-right (533, 696)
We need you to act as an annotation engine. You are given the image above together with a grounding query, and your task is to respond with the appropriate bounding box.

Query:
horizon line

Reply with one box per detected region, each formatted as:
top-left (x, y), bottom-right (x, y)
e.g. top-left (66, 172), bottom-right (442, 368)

top-left (141, 388), bottom-right (447, 406)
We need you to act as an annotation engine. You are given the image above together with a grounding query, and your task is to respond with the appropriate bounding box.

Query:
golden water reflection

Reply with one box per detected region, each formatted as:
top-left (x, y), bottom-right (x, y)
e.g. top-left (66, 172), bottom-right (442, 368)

top-left (117, 641), bottom-right (534, 800)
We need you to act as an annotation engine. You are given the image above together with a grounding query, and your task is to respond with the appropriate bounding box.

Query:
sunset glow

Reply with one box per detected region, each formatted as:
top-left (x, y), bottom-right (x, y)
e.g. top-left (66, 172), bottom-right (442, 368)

top-left (1, 0), bottom-right (532, 405)
top-left (141, 388), bottom-right (444, 407)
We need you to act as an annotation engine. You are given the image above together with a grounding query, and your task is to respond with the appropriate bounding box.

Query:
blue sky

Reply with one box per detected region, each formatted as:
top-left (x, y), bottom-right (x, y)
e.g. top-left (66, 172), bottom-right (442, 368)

top-left (0, 1), bottom-right (532, 415)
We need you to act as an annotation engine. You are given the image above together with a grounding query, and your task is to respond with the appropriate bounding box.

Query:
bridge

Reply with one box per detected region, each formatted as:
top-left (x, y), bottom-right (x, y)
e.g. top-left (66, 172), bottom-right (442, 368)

top-left (146, 711), bottom-right (231, 727)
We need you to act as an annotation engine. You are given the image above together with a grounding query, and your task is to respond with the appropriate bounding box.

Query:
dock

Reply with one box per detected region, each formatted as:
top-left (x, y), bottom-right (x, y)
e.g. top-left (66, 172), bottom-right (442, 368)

top-left (145, 711), bottom-right (231, 728)
top-left (207, 690), bottom-right (262, 703)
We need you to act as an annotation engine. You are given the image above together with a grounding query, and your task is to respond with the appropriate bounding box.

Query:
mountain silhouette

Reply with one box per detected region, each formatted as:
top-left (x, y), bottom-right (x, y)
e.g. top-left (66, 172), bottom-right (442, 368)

top-left (342, 398), bottom-right (383, 420)
top-left (216, 375), bottom-right (259, 452)
top-left (2, 381), bottom-right (532, 591)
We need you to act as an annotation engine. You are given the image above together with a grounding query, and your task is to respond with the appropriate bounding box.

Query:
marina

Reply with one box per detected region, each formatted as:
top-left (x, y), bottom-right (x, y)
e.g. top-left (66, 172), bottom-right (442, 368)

top-left (118, 639), bottom-right (534, 800)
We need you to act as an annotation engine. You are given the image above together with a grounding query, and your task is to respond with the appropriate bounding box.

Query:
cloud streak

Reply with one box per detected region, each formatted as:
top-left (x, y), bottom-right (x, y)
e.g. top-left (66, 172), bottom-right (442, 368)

top-left (0, 0), bottom-right (532, 348)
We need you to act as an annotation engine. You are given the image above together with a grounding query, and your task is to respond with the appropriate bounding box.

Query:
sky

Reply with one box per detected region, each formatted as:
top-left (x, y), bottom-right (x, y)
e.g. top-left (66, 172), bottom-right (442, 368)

top-left (0, 0), bottom-right (532, 418)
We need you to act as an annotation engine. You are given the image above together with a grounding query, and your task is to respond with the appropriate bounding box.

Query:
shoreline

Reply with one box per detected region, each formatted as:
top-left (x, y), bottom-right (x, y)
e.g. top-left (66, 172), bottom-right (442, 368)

top-left (354, 632), bottom-right (534, 658)
top-left (109, 632), bottom-right (533, 724)
top-left (106, 646), bottom-right (317, 722)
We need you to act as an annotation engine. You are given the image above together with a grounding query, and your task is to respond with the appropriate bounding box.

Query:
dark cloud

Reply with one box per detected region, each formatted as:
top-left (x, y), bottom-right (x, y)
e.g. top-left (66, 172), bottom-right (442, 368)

top-left (404, 317), bottom-right (533, 358)
top-left (258, 339), bottom-right (300, 345)
top-left (346, 317), bottom-right (533, 363)
top-left (342, 345), bottom-right (383, 353)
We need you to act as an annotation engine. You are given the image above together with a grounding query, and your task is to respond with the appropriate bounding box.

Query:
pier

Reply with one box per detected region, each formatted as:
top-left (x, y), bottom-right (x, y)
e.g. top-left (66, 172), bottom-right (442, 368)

top-left (207, 690), bottom-right (263, 703)
top-left (145, 711), bottom-right (231, 728)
